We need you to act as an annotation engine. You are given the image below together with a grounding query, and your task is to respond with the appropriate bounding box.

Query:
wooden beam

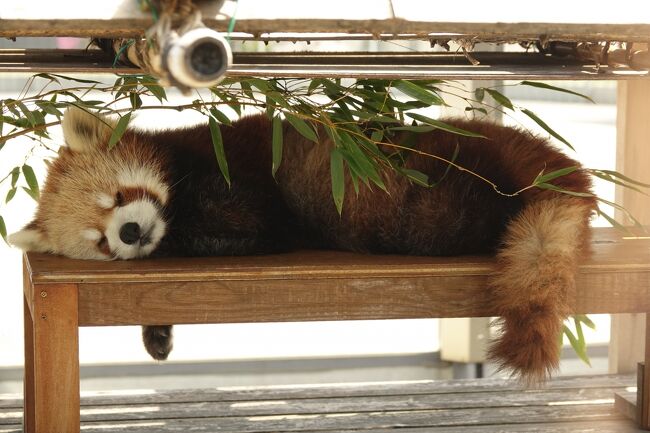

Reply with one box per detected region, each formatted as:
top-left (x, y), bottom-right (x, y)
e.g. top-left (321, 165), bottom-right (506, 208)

top-left (2, 49), bottom-right (648, 79)
top-left (2, 0), bottom-right (650, 40)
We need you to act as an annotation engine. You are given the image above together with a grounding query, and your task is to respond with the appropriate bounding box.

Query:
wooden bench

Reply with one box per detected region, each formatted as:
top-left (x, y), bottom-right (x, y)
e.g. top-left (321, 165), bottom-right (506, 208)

top-left (19, 227), bottom-right (650, 432)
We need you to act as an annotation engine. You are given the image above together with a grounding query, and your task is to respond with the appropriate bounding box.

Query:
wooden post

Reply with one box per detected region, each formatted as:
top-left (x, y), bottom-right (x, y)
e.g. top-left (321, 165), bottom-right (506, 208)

top-left (23, 271), bottom-right (80, 433)
top-left (610, 75), bottom-right (650, 376)
top-left (644, 316), bottom-right (650, 428)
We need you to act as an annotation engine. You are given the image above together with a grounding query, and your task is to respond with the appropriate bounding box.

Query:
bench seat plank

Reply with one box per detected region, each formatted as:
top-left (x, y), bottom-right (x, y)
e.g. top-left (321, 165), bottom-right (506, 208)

top-left (22, 227), bottom-right (650, 326)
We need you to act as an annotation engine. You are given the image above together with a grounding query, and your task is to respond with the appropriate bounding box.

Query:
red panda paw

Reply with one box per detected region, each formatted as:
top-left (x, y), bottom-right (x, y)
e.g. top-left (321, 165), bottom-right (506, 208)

top-left (142, 325), bottom-right (174, 361)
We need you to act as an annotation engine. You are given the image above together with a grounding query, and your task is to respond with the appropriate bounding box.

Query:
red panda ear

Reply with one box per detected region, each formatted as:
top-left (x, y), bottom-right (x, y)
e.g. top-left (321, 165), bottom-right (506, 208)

top-left (61, 106), bottom-right (117, 153)
top-left (8, 223), bottom-right (52, 253)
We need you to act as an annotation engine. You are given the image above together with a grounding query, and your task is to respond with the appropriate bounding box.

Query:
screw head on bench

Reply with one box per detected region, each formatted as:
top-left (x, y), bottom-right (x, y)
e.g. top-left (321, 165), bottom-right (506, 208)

top-left (40, 314), bottom-right (47, 320)
top-left (40, 291), bottom-right (47, 298)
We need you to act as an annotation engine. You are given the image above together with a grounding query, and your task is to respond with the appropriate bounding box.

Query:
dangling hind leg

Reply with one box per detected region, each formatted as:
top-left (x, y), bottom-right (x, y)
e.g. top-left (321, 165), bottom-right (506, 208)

top-left (487, 195), bottom-right (594, 385)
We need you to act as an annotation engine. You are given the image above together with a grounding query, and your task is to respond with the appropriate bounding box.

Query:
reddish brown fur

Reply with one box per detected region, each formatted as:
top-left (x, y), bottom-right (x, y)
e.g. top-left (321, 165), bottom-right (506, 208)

top-left (11, 111), bottom-right (596, 382)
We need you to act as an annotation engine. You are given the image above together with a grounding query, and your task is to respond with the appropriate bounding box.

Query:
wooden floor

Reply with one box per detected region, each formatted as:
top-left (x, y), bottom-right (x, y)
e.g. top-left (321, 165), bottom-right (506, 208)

top-left (0, 374), bottom-right (644, 432)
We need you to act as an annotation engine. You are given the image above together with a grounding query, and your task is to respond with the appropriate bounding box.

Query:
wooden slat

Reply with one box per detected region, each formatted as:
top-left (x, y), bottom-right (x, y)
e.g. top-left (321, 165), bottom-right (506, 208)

top-left (24, 228), bottom-right (650, 283)
top-left (2, 0), bottom-right (650, 40)
top-left (21, 228), bottom-right (650, 326)
top-left (0, 387), bottom-right (630, 425)
top-left (1, 375), bottom-right (641, 432)
top-left (0, 374), bottom-right (637, 409)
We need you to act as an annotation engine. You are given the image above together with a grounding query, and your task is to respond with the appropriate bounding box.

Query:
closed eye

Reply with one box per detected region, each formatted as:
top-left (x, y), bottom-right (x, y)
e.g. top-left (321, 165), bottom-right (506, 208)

top-left (115, 191), bottom-right (125, 207)
top-left (97, 235), bottom-right (110, 255)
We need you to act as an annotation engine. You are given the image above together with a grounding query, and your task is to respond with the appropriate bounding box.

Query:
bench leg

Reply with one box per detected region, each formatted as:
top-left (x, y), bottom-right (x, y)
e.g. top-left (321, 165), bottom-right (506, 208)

top-left (637, 313), bottom-right (650, 430)
top-left (23, 293), bottom-right (35, 433)
top-left (24, 282), bottom-right (80, 433)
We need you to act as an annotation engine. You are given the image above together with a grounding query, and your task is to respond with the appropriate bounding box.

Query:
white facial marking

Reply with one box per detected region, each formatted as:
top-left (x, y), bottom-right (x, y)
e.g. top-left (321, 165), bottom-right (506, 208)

top-left (96, 193), bottom-right (114, 209)
top-left (105, 199), bottom-right (166, 259)
top-left (118, 166), bottom-right (169, 205)
top-left (82, 228), bottom-right (103, 241)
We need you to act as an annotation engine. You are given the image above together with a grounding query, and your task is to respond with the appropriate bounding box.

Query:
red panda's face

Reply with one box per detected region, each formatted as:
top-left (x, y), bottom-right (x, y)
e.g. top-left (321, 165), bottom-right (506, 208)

top-left (9, 108), bottom-right (170, 260)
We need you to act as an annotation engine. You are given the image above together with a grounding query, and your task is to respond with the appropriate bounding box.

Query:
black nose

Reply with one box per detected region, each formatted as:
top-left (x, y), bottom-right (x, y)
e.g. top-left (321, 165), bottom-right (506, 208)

top-left (119, 222), bottom-right (141, 245)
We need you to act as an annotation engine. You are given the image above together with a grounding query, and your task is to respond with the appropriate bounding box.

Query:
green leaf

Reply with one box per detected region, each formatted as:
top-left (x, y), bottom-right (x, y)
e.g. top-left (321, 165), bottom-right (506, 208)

top-left (590, 169), bottom-right (650, 188)
top-left (10, 167), bottom-right (19, 188)
top-left (0, 214), bottom-right (6, 242)
top-left (474, 87), bottom-right (485, 102)
top-left (272, 116), bottom-right (283, 179)
top-left (208, 117), bottom-right (230, 187)
top-left (574, 314), bottom-right (596, 330)
top-left (6, 187), bottom-right (17, 203)
top-left (401, 168), bottom-right (430, 187)
top-left (520, 81), bottom-right (595, 103)
top-left (142, 81), bottom-right (167, 102)
top-left (330, 149), bottom-right (345, 215)
top-left (521, 108), bottom-right (574, 150)
top-left (370, 129), bottom-right (384, 143)
top-left (407, 113), bottom-right (486, 138)
top-left (389, 125), bottom-right (436, 133)
top-left (209, 107), bottom-right (232, 126)
top-left (394, 80), bottom-right (445, 106)
top-left (49, 73), bottom-right (101, 84)
top-left (108, 112), bottom-right (132, 149)
top-left (35, 101), bottom-right (63, 117)
top-left (16, 101), bottom-right (36, 126)
top-left (562, 324), bottom-right (591, 367)
top-left (536, 182), bottom-right (593, 197)
top-left (285, 113), bottom-right (318, 143)
top-left (588, 169), bottom-right (648, 196)
top-left (339, 132), bottom-right (386, 191)
top-left (534, 166), bottom-right (579, 185)
top-left (129, 92), bottom-right (142, 109)
top-left (22, 186), bottom-right (39, 201)
top-left (21, 164), bottom-right (39, 198)
top-left (484, 88), bottom-right (514, 110)
top-left (465, 106), bottom-right (488, 115)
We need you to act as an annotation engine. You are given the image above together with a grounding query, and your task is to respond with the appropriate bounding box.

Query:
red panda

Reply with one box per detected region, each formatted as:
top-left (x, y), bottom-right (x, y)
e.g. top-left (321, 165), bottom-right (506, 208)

top-left (9, 107), bottom-right (596, 385)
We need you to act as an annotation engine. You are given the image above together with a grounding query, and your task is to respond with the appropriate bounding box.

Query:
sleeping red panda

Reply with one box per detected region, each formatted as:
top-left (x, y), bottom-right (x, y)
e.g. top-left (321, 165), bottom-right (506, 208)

top-left (9, 107), bottom-right (596, 384)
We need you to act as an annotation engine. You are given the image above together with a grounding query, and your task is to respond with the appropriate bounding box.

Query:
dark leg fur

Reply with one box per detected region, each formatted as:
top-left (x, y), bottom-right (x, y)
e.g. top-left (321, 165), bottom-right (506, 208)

top-left (142, 325), bottom-right (174, 360)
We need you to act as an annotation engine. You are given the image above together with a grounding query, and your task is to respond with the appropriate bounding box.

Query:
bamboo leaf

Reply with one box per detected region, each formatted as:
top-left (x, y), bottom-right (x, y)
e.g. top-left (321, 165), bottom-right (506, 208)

top-left (272, 116), bottom-right (283, 179)
top-left (394, 80), bottom-right (445, 106)
top-left (142, 81), bottom-right (167, 102)
top-left (49, 73), bottom-right (101, 84)
top-left (208, 117), bottom-right (230, 187)
top-left (6, 187), bottom-right (17, 203)
top-left (108, 112), bottom-right (131, 149)
top-left (285, 113), bottom-right (318, 143)
top-left (0, 215), bottom-right (6, 242)
top-left (590, 169), bottom-right (650, 188)
top-left (209, 107), bottom-right (232, 126)
top-left (534, 166), bottom-right (579, 185)
top-left (330, 149), bottom-right (345, 215)
top-left (536, 182), bottom-right (593, 197)
top-left (22, 186), bottom-right (39, 201)
top-left (21, 164), bottom-right (39, 198)
top-left (484, 88), bottom-right (514, 110)
top-left (16, 101), bottom-right (36, 126)
top-left (574, 314), bottom-right (596, 330)
top-left (563, 324), bottom-right (591, 366)
top-left (521, 108), bottom-right (574, 150)
top-left (10, 167), bottom-right (19, 188)
top-left (474, 87), bottom-right (485, 102)
top-left (407, 113), bottom-right (486, 138)
top-left (520, 81), bottom-right (595, 103)
top-left (401, 168), bottom-right (429, 187)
